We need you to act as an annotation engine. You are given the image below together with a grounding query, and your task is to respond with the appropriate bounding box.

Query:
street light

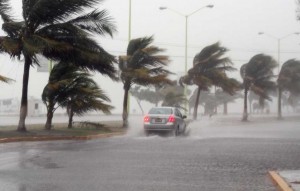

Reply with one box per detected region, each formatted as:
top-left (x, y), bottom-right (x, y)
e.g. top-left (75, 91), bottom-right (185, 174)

top-left (258, 31), bottom-right (300, 119)
top-left (127, 0), bottom-right (132, 115)
top-left (159, 4), bottom-right (214, 113)
top-left (258, 32), bottom-right (300, 73)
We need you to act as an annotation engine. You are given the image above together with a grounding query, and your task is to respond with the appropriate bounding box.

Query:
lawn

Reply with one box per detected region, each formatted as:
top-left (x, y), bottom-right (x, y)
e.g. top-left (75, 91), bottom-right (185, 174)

top-left (0, 121), bottom-right (125, 142)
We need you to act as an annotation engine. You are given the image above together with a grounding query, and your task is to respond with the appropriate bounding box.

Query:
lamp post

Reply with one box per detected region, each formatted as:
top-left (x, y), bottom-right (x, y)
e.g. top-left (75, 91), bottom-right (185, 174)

top-left (126, 0), bottom-right (132, 116)
top-left (159, 5), bottom-right (214, 113)
top-left (258, 32), bottom-right (300, 73)
top-left (258, 32), bottom-right (300, 119)
top-left (128, 0), bottom-right (132, 41)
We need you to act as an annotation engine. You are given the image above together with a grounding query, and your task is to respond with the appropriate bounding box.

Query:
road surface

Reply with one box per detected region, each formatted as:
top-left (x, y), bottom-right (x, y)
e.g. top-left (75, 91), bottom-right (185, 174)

top-left (0, 114), bottom-right (300, 191)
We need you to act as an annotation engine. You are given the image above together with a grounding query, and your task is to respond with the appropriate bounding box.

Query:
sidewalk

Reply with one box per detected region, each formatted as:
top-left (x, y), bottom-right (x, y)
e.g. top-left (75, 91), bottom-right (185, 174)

top-left (270, 170), bottom-right (300, 191)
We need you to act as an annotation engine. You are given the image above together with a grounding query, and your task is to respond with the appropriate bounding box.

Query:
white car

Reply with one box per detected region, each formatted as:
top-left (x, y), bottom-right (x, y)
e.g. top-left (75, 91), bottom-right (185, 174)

top-left (143, 107), bottom-right (187, 136)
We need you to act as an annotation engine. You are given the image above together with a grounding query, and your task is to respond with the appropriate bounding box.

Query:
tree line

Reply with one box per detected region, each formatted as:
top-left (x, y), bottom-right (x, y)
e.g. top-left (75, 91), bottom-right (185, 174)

top-left (0, 0), bottom-right (300, 132)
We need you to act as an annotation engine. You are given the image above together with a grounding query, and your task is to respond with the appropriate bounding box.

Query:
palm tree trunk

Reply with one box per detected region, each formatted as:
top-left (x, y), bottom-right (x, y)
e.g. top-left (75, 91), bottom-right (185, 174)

top-left (135, 98), bottom-right (144, 115)
top-left (68, 107), bottom-right (74, 129)
top-left (17, 56), bottom-right (31, 132)
top-left (122, 83), bottom-right (130, 128)
top-left (193, 87), bottom-right (201, 120)
top-left (223, 102), bottom-right (228, 115)
top-left (45, 101), bottom-right (54, 130)
top-left (277, 87), bottom-right (283, 120)
top-left (242, 87), bottom-right (248, 121)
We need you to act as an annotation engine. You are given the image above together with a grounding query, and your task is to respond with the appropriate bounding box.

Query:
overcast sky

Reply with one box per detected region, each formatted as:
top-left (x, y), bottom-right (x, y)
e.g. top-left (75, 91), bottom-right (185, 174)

top-left (1, 0), bottom-right (300, 113)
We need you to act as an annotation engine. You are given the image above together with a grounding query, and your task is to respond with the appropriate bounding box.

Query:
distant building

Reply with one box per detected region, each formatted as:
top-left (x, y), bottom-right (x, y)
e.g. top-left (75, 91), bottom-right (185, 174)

top-left (0, 97), bottom-right (47, 116)
top-left (0, 98), bottom-right (19, 114)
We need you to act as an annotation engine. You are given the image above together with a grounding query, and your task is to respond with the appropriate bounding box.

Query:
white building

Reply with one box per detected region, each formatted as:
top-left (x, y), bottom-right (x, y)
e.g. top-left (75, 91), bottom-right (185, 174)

top-left (0, 97), bottom-right (47, 116)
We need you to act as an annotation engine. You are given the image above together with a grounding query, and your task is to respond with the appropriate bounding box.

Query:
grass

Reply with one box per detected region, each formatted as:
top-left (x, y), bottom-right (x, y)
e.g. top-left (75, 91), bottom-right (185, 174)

top-left (0, 121), bottom-right (125, 140)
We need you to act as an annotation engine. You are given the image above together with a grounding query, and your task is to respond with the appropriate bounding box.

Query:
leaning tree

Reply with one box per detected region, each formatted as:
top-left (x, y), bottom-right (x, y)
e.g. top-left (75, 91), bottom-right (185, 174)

top-left (119, 36), bottom-right (173, 128)
top-left (180, 42), bottom-right (240, 120)
top-left (0, 0), bottom-right (117, 131)
top-left (42, 63), bottom-right (113, 129)
top-left (240, 54), bottom-right (277, 121)
top-left (277, 59), bottom-right (300, 119)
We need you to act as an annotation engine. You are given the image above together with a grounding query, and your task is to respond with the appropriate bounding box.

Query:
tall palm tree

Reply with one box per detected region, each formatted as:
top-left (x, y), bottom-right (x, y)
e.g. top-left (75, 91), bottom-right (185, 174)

top-left (240, 54), bottom-right (277, 121)
top-left (0, 0), bottom-right (117, 131)
top-left (180, 42), bottom-right (239, 120)
top-left (119, 36), bottom-right (172, 127)
top-left (277, 59), bottom-right (300, 119)
top-left (42, 63), bottom-right (113, 129)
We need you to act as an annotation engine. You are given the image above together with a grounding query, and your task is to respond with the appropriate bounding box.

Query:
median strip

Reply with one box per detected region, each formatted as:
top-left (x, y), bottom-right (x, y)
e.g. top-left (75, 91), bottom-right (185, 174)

top-left (0, 132), bottom-right (125, 144)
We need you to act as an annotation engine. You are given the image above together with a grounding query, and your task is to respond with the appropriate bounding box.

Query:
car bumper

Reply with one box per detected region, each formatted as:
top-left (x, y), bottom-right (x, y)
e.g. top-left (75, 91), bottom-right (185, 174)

top-left (144, 123), bottom-right (175, 131)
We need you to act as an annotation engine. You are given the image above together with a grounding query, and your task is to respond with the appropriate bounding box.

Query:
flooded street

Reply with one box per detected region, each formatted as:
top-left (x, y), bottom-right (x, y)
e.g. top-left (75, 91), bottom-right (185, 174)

top-left (1, 115), bottom-right (300, 191)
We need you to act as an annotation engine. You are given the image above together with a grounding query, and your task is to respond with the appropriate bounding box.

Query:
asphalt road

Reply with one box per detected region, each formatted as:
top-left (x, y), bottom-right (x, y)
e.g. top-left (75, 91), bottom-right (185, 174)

top-left (1, 115), bottom-right (300, 191)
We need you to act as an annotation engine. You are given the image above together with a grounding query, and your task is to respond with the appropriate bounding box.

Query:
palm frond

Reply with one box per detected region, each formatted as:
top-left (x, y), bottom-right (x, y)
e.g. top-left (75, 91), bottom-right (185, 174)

top-left (2, 22), bottom-right (24, 38)
top-left (127, 36), bottom-right (153, 55)
top-left (67, 9), bottom-right (116, 37)
top-left (0, 74), bottom-right (14, 83)
top-left (0, 0), bottom-right (13, 22)
top-left (0, 36), bottom-right (22, 57)
top-left (23, 0), bottom-right (102, 27)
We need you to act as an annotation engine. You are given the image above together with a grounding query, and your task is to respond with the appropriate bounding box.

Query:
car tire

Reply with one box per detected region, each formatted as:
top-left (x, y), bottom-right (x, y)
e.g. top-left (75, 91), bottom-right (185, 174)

top-left (171, 126), bottom-right (179, 137)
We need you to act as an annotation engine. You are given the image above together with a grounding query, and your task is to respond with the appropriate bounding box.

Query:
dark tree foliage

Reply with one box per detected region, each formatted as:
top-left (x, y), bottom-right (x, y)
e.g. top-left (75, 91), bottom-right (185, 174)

top-left (241, 54), bottom-right (277, 121)
top-left (0, 0), bottom-right (117, 131)
top-left (180, 42), bottom-right (240, 120)
top-left (119, 36), bottom-right (173, 127)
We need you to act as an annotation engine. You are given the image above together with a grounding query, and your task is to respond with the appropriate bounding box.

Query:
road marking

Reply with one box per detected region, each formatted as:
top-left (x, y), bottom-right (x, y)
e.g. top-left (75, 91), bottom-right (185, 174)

top-left (269, 171), bottom-right (294, 191)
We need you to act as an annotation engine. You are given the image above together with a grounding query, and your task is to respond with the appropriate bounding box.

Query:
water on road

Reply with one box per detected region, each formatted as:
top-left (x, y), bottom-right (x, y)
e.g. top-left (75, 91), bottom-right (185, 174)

top-left (1, 114), bottom-right (300, 191)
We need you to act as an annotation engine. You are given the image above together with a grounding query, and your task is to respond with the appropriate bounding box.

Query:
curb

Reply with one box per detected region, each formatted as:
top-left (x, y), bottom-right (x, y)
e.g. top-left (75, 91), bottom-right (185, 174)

top-left (269, 171), bottom-right (294, 191)
top-left (0, 132), bottom-right (125, 144)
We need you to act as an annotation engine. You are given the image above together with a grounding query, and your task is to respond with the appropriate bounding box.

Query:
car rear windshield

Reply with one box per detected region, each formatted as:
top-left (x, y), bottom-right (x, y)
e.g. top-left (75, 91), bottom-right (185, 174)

top-left (148, 108), bottom-right (173, 115)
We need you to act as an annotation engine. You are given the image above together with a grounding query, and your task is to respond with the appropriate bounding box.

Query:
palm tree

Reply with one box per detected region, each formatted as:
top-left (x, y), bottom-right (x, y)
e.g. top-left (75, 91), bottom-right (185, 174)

top-left (42, 63), bottom-right (113, 129)
top-left (215, 88), bottom-right (242, 115)
top-left (180, 42), bottom-right (239, 120)
top-left (0, 0), bottom-right (117, 131)
top-left (277, 59), bottom-right (300, 119)
top-left (119, 36), bottom-right (173, 127)
top-left (161, 92), bottom-right (187, 109)
top-left (240, 54), bottom-right (277, 121)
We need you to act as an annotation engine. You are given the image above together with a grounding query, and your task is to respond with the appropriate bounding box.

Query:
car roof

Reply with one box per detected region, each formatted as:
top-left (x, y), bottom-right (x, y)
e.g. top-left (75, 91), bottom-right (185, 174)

top-left (150, 107), bottom-right (175, 109)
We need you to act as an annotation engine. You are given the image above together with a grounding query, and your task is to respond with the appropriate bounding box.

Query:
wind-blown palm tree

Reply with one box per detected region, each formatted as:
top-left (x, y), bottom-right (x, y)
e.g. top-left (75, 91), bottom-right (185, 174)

top-left (119, 36), bottom-right (173, 127)
top-left (42, 63), bottom-right (113, 129)
top-left (0, 0), bottom-right (117, 131)
top-left (240, 54), bottom-right (277, 121)
top-left (277, 59), bottom-right (300, 119)
top-left (180, 42), bottom-right (239, 120)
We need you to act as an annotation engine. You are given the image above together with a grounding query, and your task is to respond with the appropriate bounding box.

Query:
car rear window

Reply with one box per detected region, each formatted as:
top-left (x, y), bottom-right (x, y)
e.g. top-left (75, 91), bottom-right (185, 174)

top-left (149, 108), bottom-right (173, 115)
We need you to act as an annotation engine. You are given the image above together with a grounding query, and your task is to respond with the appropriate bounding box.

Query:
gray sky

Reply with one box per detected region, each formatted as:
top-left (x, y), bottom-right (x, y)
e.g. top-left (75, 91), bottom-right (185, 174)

top-left (1, 0), bottom-right (300, 113)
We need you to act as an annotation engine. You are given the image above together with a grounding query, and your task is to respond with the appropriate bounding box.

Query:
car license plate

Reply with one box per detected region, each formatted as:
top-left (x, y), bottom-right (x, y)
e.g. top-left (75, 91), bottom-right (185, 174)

top-left (155, 118), bottom-right (163, 123)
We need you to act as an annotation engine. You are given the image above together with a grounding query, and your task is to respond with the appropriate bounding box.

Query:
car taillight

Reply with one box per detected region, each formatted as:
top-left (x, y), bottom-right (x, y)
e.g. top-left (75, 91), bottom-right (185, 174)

top-left (144, 116), bottom-right (150, 122)
top-left (168, 115), bottom-right (175, 123)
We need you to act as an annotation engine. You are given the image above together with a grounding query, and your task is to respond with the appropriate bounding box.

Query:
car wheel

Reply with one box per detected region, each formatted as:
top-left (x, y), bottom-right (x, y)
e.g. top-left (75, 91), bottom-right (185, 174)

top-left (171, 126), bottom-right (179, 137)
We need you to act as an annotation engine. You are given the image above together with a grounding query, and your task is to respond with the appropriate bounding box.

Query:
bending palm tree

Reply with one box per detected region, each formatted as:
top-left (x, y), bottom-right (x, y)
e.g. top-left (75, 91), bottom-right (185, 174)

top-left (0, 0), bottom-right (117, 131)
top-left (42, 63), bottom-right (113, 129)
top-left (119, 36), bottom-right (172, 127)
top-left (277, 59), bottom-right (300, 119)
top-left (180, 42), bottom-right (239, 120)
top-left (240, 54), bottom-right (277, 121)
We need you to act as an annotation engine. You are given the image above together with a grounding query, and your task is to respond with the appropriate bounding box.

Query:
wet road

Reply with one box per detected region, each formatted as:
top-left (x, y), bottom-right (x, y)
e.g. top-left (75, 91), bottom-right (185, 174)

top-left (1, 115), bottom-right (300, 191)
